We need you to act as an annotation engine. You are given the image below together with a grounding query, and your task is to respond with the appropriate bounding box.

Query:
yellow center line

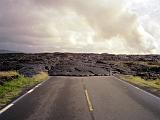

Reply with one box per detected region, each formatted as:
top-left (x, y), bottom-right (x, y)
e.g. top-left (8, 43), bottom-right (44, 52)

top-left (85, 89), bottom-right (94, 112)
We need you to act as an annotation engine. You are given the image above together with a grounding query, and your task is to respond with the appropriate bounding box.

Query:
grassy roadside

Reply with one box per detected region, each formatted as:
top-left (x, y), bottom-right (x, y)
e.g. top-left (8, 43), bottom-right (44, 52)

top-left (120, 75), bottom-right (160, 96)
top-left (0, 71), bottom-right (48, 109)
top-left (0, 71), bottom-right (19, 78)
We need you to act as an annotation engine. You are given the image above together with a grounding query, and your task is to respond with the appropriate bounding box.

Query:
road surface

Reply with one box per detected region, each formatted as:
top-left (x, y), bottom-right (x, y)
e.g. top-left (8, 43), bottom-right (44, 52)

top-left (0, 76), bottom-right (160, 120)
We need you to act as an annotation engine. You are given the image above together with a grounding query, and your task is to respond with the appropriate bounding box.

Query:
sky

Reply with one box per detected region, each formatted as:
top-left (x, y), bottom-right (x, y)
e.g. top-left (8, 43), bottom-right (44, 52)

top-left (0, 0), bottom-right (160, 54)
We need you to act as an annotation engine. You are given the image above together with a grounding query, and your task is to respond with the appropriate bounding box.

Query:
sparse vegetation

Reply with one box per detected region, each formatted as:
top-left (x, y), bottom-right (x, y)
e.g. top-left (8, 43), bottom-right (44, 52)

top-left (0, 71), bottom-right (19, 85)
top-left (120, 75), bottom-right (160, 91)
top-left (0, 71), bottom-right (18, 77)
top-left (0, 71), bottom-right (48, 109)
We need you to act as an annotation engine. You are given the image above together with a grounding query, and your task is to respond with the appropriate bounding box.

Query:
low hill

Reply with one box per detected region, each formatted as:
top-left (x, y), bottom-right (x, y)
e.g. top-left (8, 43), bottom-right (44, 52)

top-left (0, 49), bottom-right (20, 53)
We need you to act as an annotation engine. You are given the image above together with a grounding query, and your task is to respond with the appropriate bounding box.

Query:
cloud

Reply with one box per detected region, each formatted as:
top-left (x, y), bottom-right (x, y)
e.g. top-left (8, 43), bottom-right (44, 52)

top-left (0, 0), bottom-right (159, 53)
top-left (33, 0), bottom-right (155, 52)
top-left (127, 0), bottom-right (160, 54)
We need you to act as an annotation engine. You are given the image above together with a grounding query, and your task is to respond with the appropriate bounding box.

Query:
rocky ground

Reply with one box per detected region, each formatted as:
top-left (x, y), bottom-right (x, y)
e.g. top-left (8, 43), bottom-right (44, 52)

top-left (0, 53), bottom-right (160, 80)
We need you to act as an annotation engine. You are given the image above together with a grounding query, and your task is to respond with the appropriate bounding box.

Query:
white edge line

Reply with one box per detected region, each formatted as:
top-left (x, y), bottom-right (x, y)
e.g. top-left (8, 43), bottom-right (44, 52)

top-left (27, 89), bottom-right (34, 94)
top-left (0, 77), bottom-right (50, 115)
top-left (0, 104), bottom-right (14, 114)
top-left (114, 76), bottom-right (160, 101)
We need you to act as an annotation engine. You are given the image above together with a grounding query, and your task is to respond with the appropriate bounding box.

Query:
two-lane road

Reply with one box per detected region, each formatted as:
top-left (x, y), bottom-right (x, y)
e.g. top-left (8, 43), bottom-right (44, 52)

top-left (0, 76), bottom-right (160, 120)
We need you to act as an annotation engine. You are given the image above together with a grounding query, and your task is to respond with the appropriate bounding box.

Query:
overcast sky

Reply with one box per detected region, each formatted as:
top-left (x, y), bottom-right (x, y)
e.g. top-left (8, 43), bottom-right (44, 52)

top-left (0, 0), bottom-right (160, 54)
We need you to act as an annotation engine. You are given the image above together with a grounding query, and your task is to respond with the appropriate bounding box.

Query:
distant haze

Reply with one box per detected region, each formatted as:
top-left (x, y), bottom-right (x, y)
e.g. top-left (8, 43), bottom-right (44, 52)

top-left (0, 49), bottom-right (20, 53)
top-left (0, 0), bottom-right (160, 54)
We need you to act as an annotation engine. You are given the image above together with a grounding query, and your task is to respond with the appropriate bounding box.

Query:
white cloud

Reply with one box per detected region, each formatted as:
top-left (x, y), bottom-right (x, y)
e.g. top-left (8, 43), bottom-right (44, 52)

top-left (127, 0), bottom-right (160, 54)
top-left (0, 0), bottom-right (159, 54)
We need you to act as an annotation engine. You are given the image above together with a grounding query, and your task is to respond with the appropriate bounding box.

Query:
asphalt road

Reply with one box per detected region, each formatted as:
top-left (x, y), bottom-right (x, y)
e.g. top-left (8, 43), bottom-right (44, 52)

top-left (0, 76), bottom-right (160, 120)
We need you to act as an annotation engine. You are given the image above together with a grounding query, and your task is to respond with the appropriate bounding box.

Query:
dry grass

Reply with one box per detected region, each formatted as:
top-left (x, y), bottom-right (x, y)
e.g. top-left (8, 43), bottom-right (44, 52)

top-left (0, 71), bottom-right (19, 78)
top-left (121, 75), bottom-right (160, 89)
